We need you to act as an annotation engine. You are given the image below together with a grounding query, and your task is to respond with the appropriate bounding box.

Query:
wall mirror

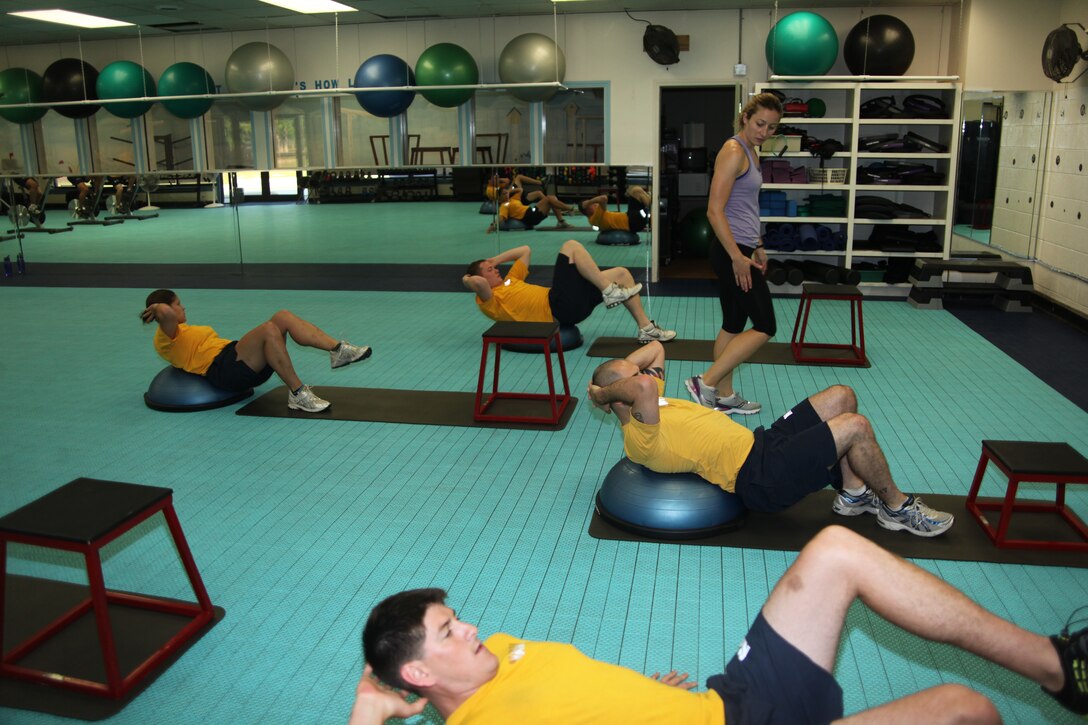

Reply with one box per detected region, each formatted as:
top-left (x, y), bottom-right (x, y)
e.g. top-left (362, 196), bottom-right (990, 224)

top-left (954, 90), bottom-right (1050, 259)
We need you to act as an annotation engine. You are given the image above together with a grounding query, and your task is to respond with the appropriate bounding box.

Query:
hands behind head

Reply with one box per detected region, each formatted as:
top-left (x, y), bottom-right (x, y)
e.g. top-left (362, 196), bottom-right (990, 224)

top-left (140, 304), bottom-right (159, 324)
top-left (650, 670), bottom-right (697, 690)
top-left (348, 665), bottom-right (428, 725)
top-left (586, 383), bottom-right (611, 414)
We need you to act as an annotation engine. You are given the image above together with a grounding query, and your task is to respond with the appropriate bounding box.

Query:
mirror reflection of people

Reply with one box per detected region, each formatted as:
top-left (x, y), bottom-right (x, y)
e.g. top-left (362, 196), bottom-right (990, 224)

top-left (485, 173), bottom-right (543, 202)
top-left (487, 186), bottom-right (574, 232)
top-left (701, 93), bottom-right (784, 415)
top-left (581, 185), bottom-right (652, 233)
top-left (12, 176), bottom-right (43, 213)
top-left (108, 175), bottom-right (138, 214)
top-left (141, 289), bottom-right (372, 413)
top-left (350, 528), bottom-right (1088, 724)
top-left (462, 242), bottom-right (675, 343)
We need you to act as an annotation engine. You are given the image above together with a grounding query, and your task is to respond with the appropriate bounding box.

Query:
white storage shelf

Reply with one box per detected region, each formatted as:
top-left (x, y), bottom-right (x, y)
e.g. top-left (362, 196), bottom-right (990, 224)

top-left (757, 81), bottom-right (962, 269)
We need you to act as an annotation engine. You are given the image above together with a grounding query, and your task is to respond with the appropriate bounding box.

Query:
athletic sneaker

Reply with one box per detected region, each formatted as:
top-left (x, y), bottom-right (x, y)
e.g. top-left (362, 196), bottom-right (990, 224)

top-left (685, 375), bottom-right (719, 408)
top-left (602, 282), bottom-right (643, 308)
top-left (714, 392), bottom-right (762, 415)
top-left (330, 341), bottom-right (372, 369)
top-left (876, 495), bottom-right (954, 537)
top-left (832, 486), bottom-right (881, 516)
top-left (556, 220), bottom-right (572, 229)
top-left (1045, 606), bottom-right (1088, 715)
top-left (288, 385), bottom-right (331, 413)
top-left (637, 321), bottom-right (677, 343)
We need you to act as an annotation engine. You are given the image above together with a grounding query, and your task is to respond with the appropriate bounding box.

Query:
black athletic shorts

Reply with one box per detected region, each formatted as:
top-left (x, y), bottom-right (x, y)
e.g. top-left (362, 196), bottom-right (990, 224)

top-left (547, 253), bottom-right (602, 325)
top-left (709, 241), bottom-right (776, 336)
top-left (626, 198), bottom-right (648, 233)
top-left (520, 206), bottom-right (546, 228)
top-left (203, 341), bottom-right (274, 392)
top-left (734, 398), bottom-right (842, 513)
top-left (708, 612), bottom-right (844, 724)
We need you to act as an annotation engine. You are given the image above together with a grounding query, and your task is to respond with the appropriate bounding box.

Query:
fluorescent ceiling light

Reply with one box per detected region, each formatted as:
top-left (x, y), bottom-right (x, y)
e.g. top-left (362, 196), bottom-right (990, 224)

top-left (9, 9), bottom-right (133, 28)
top-left (258, 0), bottom-right (357, 13)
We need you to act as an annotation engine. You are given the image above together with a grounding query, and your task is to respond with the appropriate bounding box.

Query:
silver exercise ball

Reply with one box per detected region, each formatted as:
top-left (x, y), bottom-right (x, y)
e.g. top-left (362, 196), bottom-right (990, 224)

top-left (225, 42), bottom-right (295, 111)
top-left (498, 33), bottom-right (565, 103)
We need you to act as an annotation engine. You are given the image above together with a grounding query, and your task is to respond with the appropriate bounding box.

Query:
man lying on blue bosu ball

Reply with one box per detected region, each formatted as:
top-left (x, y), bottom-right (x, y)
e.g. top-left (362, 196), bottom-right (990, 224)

top-left (587, 340), bottom-right (954, 537)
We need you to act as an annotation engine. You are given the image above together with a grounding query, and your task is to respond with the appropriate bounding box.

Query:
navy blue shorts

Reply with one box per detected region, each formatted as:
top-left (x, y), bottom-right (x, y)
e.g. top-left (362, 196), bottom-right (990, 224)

top-left (520, 206), bottom-right (546, 228)
top-left (203, 341), bottom-right (274, 392)
top-left (734, 398), bottom-right (842, 512)
top-left (709, 241), bottom-right (776, 337)
top-left (626, 199), bottom-right (648, 233)
top-left (708, 612), bottom-right (844, 724)
top-left (548, 253), bottom-right (602, 325)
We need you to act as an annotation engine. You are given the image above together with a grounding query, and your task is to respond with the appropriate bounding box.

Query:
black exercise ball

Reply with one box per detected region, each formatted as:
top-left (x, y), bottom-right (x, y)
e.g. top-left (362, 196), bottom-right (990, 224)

top-left (844, 15), bottom-right (915, 76)
top-left (42, 58), bottom-right (101, 118)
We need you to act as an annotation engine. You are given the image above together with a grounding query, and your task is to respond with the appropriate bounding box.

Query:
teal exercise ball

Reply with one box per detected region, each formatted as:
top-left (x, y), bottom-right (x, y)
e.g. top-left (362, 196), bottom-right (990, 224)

top-left (96, 61), bottom-right (156, 118)
top-left (765, 11), bottom-right (839, 76)
top-left (0, 68), bottom-right (47, 124)
top-left (414, 43), bottom-right (478, 108)
top-left (158, 62), bottom-right (216, 119)
top-left (680, 209), bottom-right (713, 258)
top-left (499, 33), bottom-right (565, 102)
top-left (225, 42), bottom-right (295, 111)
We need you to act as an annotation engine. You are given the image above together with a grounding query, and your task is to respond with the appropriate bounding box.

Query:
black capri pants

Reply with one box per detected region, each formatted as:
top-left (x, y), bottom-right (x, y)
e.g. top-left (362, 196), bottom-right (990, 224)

top-left (709, 241), bottom-right (776, 337)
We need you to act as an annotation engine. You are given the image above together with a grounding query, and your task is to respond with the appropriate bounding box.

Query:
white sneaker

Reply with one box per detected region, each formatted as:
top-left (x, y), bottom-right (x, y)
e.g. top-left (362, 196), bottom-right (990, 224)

top-left (832, 486), bottom-right (881, 516)
top-left (877, 495), bottom-right (954, 537)
top-left (637, 321), bottom-right (677, 343)
top-left (602, 282), bottom-right (643, 308)
top-left (330, 341), bottom-right (372, 369)
top-left (714, 392), bottom-right (762, 415)
top-left (288, 385), bottom-right (331, 412)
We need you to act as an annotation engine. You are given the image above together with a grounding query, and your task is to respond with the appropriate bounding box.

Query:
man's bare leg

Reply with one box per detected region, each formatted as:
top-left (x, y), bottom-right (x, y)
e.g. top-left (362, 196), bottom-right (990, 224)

top-left (760, 526), bottom-right (1063, 721)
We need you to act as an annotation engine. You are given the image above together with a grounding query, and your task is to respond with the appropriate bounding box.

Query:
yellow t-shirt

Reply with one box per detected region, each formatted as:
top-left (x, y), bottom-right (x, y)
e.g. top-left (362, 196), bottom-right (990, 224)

top-left (589, 205), bottom-right (630, 231)
top-left (447, 633), bottom-right (725, 725)
top-left (622, 377), bottom-right (755, 492)
top-left (153, 323), bottom-right (231, 375)
top-left (485, 184), bottom-right (498, 201)
top-left (475, 258), bottom-right (553, 322)
top-left (499, 195), bottom-right (529, 221)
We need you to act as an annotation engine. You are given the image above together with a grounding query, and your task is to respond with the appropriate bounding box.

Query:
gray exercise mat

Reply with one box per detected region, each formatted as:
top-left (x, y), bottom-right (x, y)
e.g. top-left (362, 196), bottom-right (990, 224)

top-left (590, 489), bottom-right (1086, 568)
top-left (586, 338), bottom-right (871, 367)
top-left (236, 386), bottom-right (577, 431)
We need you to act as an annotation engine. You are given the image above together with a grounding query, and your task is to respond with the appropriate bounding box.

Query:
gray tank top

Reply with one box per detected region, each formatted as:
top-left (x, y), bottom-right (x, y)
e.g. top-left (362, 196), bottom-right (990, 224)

top-left (722, 136), bottom-right (762, 247)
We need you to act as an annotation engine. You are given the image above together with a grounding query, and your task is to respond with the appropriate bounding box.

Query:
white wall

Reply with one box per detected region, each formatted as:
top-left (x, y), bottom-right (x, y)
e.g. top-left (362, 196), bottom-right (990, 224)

top-left (960, 0), bottom-right (1061, 91)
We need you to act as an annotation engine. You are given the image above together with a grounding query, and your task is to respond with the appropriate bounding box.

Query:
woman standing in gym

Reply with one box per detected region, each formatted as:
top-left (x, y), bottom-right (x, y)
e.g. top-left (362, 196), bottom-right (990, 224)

top-left (686, 93), bottom-right (783, 415)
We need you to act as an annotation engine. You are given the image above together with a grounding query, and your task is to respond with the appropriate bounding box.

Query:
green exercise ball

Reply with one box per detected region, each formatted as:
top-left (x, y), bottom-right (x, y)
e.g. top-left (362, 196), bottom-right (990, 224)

top-left (680, 209), bottom-right (714, 258)
top-left (765, 11), bottom-right (839, 76)
top-left (158, 62), bottom-right (216, 119)
top-left (415, 43), bottom-right (479, 108)
top-left (96, 61), bottom-right (156, 118)
top-left (0, 68), bottom-right (47, 124)
top-left (499, 33), bottom-right (565, 102)
top-left (225, 42), bottom-right (295, 111)
top-left (806, 97), bottom-right (827, 118)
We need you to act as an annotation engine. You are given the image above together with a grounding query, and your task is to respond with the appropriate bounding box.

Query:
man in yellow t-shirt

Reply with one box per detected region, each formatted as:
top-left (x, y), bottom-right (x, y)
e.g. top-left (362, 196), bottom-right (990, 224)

top-left (141, 288), bottom-right (372, 413)
top-left (581, 184), bottom-right (652, 233)
top-left (586, 341), bottom-right (954, 537)
top-left (348, 531), bottom-right (1086, 724)
top-left (487, 186), bottom-right (573, 231)
top-left (461, 242), bottom-right (676, 343)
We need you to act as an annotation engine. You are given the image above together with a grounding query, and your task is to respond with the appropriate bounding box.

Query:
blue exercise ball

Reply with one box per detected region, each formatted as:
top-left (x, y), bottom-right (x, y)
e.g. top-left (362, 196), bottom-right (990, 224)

top-left (765, 11), bottom-right (839, 76)
top-left (596, 229), bottom-right (641, 246)
top-left (844, 15), bottom-right (915, 76)
top-left (498, 33), bottom-right (565, 102)
top-left (353, 54), bottom-right (416, 117)
top-left (225, 42), bottom-right (295, 111)
top-left (596, 458), bottom-right (746, 539)
top-left (144, 366), bottom-right (253, 412)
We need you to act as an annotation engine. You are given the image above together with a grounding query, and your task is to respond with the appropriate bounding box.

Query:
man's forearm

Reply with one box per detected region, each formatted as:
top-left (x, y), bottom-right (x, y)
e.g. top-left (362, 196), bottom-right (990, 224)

top-left (494, 246), bottom-right (529, 264)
